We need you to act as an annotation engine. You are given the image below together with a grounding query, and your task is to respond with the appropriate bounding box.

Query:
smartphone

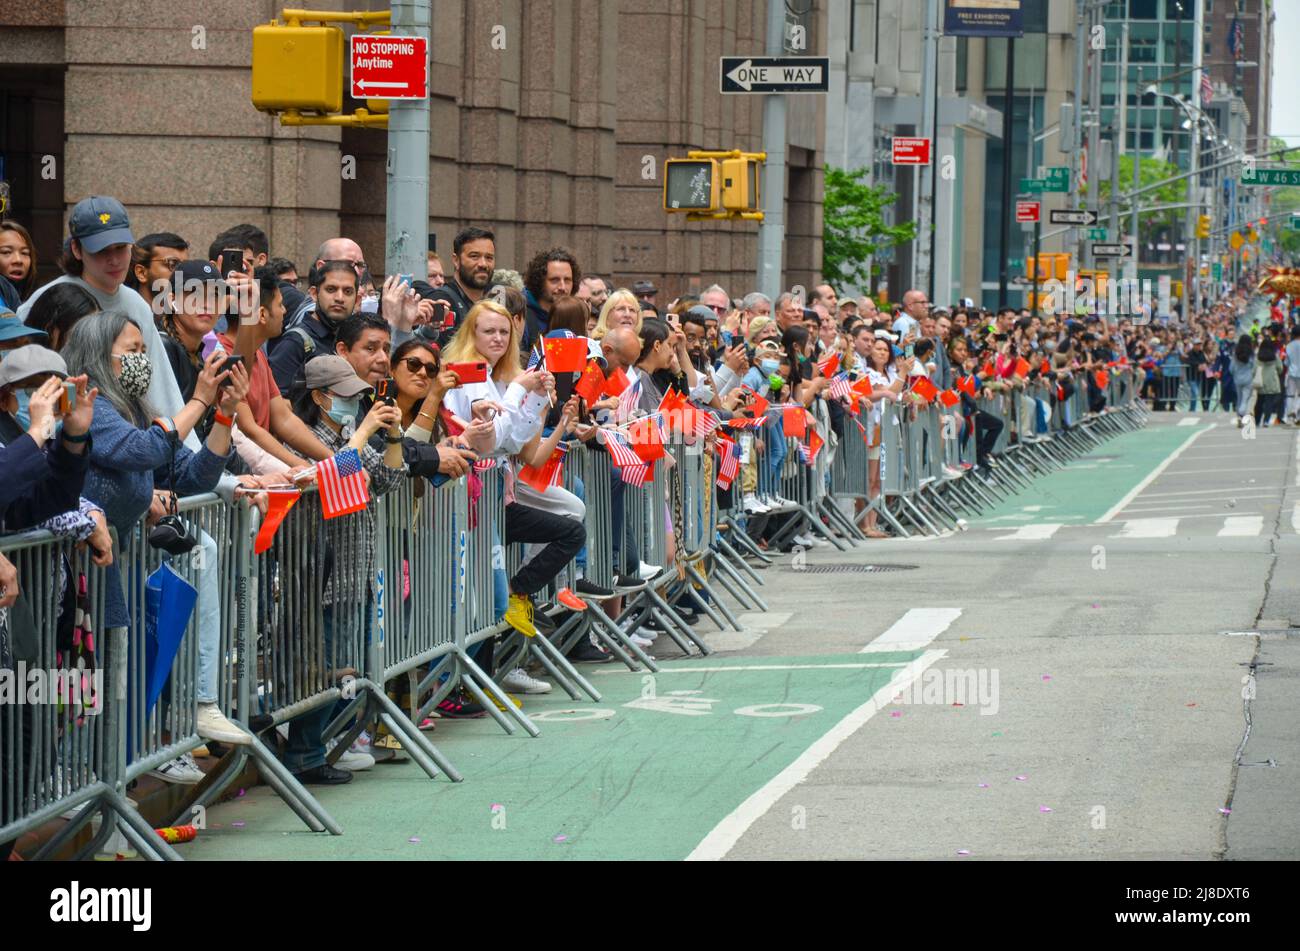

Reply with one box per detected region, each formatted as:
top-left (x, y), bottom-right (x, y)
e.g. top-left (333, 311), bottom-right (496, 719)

top-left (59, 381), bottom-right (77, 414)
top-left (217, 354), bottom-right (244, 387)
top-left (220, 248), bottom-right (246, 277)
top-left (446, 361), bottom-right (488, 384)
top-left (398, 274), bottom-right (413, 287)
top-left (374, 377), bottom-right (397, 406)
top-left (434, 301), bottom-right (454, 329)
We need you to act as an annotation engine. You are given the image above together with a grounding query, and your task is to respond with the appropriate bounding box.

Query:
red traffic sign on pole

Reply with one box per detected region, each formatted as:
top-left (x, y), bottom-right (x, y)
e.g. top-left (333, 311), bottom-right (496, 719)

top-left (1016, 200), bottom-right (1041, 223)
top-left (350, 34), bottom-right (428, 100)
top-left (891, 137), bottom-right (932, 166)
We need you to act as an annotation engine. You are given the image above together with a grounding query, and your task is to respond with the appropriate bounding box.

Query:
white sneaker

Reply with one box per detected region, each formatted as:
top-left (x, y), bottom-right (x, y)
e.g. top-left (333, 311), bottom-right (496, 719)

top-left (637, 562), bottom-right (663, 581)
top-left (196, 702), bottom-right (252, 746)
top-left (791, 533), bottom-right (813, 547)
top-left (628, 632), bottom-right (655, 649)
top-left (769, 494), bottom-right (795, 507)
top-left (501, 667), bottom-right (553, 694)
top-left (806, 535), bottom-right (832, 548)
top-left (149, 752), bottom-right (204, 785)
top-left (326, 734), bottom-right (375, 771)
top-left (743, 494), bottom-right (770, 514)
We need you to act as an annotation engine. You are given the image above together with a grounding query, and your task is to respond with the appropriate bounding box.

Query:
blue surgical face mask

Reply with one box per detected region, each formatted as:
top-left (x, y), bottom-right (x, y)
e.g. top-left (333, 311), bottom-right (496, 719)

top-left (14, 388), bottom-right (31, 431)
top-left (325, 394), bottom-right (360, 427)
top-left (760, 358), bottom-right (780, 374)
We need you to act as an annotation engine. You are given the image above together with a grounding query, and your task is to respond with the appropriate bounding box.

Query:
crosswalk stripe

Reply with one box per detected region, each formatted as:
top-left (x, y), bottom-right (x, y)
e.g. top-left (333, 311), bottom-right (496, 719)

top-left (1177, 417), bottom-right (1201, 426)
top-left (994, 523), bottom-right (1063, 541)
top-left (1218, 516), bottom-right (1264, 537)
top-left (1292, 503), bottom-right (1300, 534)
top-left (1111, 518), bottom-right (1179, 538)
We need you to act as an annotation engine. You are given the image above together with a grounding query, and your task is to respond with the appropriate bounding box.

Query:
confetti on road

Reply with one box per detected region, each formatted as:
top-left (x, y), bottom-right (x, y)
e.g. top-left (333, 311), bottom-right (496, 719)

top-left (956, 849), bottom-right (971, 856)
top-left (978, 783), bottom-right (989, 788)
top-left (553, 834), bottom-right (569, 843)
top-left (890, 711), bottom-right (902, 718)
top-left (1015, 775), bottom-right (1028, 781)
top-left (1218, 808), bottom-right (1231, 815)
top-left (231, 821), bottom-right (246, 828)
top-left (237, 788), bottom-right (246, 797)
top-left (408, 837), bottom-right (421, 843)
top-left (1042, 675), bottom-right (1052, 681)
top-left (1039, 806), bottom-right (1053, 813)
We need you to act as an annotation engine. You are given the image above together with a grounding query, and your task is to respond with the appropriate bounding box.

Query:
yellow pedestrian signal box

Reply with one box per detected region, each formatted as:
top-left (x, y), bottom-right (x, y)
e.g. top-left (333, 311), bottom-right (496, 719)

top-left (721, 156), bottom-right (761, 213)
top-left (1026, 253), bottom-right (1069, 281)
top-left (1196, 215), bottom-right (1210, 239)
top-left (663, 159), bottom-right (719, 212)
top-left (664, 150), bottom-right (765, 221)
top-left (252, 23), bottom-right (344, 114)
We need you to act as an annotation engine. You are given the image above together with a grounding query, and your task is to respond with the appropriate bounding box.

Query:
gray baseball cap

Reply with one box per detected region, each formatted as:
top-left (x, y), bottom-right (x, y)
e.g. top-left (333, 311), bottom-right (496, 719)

top-left (303, 355), bottom-right (371, 397)
top-left (0, 344), bottom-right (67, 388)
top-left (68, 196), bottom-right (135, 253)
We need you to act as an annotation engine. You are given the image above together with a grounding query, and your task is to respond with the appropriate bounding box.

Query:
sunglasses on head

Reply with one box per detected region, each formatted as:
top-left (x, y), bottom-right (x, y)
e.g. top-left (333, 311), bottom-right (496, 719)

top-left (401, 355), bottom-right (439, 376)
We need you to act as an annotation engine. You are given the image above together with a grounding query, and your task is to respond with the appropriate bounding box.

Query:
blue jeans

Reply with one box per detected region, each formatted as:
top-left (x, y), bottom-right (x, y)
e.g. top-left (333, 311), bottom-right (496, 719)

top-left (284, 599), bottom-right (370, 774)
top-left (165, 527), bottom-right (221, 704)
top-left (609, 475), bottom-right (641, 575)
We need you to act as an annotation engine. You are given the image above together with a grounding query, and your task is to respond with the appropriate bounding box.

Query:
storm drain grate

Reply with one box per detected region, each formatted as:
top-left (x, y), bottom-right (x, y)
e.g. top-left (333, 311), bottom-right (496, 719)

top-left (785, 563), bottom-right (920, 573)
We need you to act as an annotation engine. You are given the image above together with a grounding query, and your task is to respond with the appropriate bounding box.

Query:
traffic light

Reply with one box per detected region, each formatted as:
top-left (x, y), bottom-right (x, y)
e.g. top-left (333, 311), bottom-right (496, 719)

top-left (1196, 215), bottom-right (1210, 239)
top-left (663, 160), bottom-right (720, 212)
top-left (720, 156), bottom-right (761, 213)
top-left (252, 23), bottom-right (344, 114)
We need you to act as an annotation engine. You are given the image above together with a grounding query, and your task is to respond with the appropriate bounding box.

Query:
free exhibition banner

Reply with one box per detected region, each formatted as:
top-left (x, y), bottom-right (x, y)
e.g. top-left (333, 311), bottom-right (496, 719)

top-left (943, 0), bottom-right (1023, 38)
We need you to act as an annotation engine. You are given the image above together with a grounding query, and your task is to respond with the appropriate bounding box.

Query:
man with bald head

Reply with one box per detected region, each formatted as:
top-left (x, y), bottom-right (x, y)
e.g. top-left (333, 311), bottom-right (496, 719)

top-left (280, 236), bottom-right (369, 330)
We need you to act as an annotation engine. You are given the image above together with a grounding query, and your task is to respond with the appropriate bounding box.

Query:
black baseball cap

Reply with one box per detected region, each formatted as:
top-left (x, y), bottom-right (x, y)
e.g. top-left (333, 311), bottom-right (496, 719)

top-left (171, 259), bottom-right (228, 297)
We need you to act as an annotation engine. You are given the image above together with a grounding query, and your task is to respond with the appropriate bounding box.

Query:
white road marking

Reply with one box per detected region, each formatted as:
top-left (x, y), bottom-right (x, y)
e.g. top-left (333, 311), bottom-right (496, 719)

top-left (1111, 518), bottom-right (1180, 538)
top-left (994, 523), bottom-right (1063, 541)
top-left (686, 648), bottom-right (947, 861)
top-left (1160, 466), bottom-right (1279, 476)
top-left (1292, 502), bottom-right (1300, 534)
top-left (1136, 486), bottom-right (1284, 499)
top-left (1178, 417), bottom-right (1201, 426)
top-left (1097, 425), bottom-right (1215, 523)
top-left (593, 662), bottom-right (910, 675)
top-left (1218, 516), bottom-right (1264, 537)
top-left (860, 607), bottom-right (963, 653)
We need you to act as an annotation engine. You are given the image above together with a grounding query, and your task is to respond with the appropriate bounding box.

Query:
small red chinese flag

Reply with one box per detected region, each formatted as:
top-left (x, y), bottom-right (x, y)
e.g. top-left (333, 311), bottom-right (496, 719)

top-left (980, 361), bottom-right (995, 377)
top-left (816, 352), bottom-right (840, 377)
top-left (1039, 359), bottom-right (1051, 375)
top-left (806, 427), bottom-right (825, 464)
top-left (518, 445), bottom-right (566, 492)
top-left (574, 360), bottom-right (606, 404)
top-left (602, 366), bottom-right (630, 397)
top-left (628, 417), bottom-right (665, 463)
top-left (782, 405), bottom-right (807, 438)
top-left (1013, 357), bottom-right (1031, 378)
top-left (938, 389), bottom-right (961, 408)
top-left (851, 376), bottom-right (873, 399)
top-left (543, 336), bottom-right (588, 373)
top-left (742, 387), bottom-right (770, 417)
top-left (254, 490), bottom-right (300, 555)
top-left (1094, 370), bottom-right (1110, 389)
top-left (956, 375), bottom-right (977, 396)
top-left (910, 376), bottom-right (939, 402)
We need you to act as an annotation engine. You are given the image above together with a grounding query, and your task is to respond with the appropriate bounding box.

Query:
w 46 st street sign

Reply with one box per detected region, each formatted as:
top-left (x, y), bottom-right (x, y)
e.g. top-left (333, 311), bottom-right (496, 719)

top-left (721, 57), bottom-right (830, 94)
top-left (1240, 166), bottom-right (1300, 186)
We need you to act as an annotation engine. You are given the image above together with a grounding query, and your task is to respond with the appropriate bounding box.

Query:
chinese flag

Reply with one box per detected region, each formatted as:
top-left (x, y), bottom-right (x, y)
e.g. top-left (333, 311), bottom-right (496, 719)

top-left (628, 417), bottom-right (665, 463)
top-left (543, 336), bottom-right (588, 373)
top-left (574, 360), bottom-right (606, 405)
top-left (518, 445), bottom-right (566, 492)
top-left (980, 361), bottom-right (995, 378)
top-left (956, 375), bottom-right (977, 396)
top-left (782, 405), bottom-right (807, 438)
top-left (910, 376), bottom-right (939, 402)
top-left (602, 366), bottom-right (630, 397)
top-left (1039, 359), bottom-right (1051, 375)
top-left (254, 490), bottom-right (300, 555)
top-left (1094, 370), bottom-right (1110, 389)
top-left (806, 427), bottom-right (824, 464)
top-left (938, 389), bottom-right (961, 408)
top-left (742, 387), bottom-right (770, 417)
top-left (816, 352), bottom-right (840, 377)
top-left (1057, 384), bottom-right (1066, 401)
top-left (850, 376), bottom-right (873, 399)
top-left (1013, 357), bottom-right (1031, 378)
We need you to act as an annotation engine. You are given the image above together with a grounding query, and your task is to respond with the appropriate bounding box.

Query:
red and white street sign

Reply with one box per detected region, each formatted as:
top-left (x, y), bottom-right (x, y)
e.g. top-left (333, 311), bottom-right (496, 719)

top-left (350, 34), bottom-right (428, 100)
top-left (1016, 200), bottom-right (1041, 223)
top-left (891, 137), bottom-right (932, 166)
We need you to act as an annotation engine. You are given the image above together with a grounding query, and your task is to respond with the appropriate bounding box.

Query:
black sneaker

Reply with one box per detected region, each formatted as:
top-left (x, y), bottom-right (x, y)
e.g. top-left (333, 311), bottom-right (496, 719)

top-left (568, 639), bottom-right (615, 663)
top-left (575, 578), bottom-right (617, 600)
top-left (613, 574), bottom-right (647, 592)
top-left (294, 764), bottom-right (354, 785)
top-left (530, 607), bottom-right (558, 636)
top-left (437, 691), bottom-right (488, 719)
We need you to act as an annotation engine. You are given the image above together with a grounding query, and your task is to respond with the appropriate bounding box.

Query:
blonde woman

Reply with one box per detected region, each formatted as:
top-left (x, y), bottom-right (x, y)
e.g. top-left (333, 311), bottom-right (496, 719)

top-left (590, 289), bottom-right (642, 340)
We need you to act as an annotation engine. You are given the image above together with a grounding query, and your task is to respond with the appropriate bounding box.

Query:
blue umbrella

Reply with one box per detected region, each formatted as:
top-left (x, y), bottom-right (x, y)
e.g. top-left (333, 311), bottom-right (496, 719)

top-left (144, 563), bottom-right (197, 715)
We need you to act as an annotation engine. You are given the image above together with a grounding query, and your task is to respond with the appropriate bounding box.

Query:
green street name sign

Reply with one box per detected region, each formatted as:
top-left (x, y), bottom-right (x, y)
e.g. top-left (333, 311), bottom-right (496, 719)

top-left (1086, 227), bottom-right (1107, 240)
top-left (1241, 167), bottom-right (1300, 186)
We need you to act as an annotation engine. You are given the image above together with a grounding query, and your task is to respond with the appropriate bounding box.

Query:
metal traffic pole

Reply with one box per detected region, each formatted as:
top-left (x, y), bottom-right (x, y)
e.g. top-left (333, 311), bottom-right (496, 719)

top-left (384, 0), bottom-right (431, 280)
top-left (756, 0), bottom-right (787, 301)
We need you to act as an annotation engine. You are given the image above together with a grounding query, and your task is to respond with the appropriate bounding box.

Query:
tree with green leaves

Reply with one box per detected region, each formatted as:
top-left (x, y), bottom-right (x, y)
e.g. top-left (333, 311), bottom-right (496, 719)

top-left (1091, 156), bottom-right (1183, 243)
top-left (822, 166), bottom-right (917, 290)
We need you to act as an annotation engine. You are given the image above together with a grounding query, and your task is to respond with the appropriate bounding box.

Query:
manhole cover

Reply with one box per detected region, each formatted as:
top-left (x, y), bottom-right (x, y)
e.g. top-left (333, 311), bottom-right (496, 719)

top-left (785, 563), bottom-right (920, 573)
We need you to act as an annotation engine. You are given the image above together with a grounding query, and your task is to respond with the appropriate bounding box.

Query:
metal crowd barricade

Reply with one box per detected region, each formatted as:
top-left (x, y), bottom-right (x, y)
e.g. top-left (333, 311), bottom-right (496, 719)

top-left (0, 530), bottom-right (163, 860)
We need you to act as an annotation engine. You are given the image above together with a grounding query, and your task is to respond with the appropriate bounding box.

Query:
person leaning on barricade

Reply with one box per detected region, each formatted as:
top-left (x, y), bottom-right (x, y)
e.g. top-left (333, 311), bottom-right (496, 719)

top-left (282, 355), bottom-right (405, 784)
top-left (439, 301), bottom-right (586, 652)
top-left (60, 310), bottom-right (258, 758)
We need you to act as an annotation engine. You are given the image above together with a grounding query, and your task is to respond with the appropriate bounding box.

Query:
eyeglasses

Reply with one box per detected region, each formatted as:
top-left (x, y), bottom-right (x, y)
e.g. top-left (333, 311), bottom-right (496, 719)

top-left (401, 356), bottom-right (438, 376)
top-left (707, 304), bottom-right (727, 315)
top-left (151, 256), bottom-right (183, 272)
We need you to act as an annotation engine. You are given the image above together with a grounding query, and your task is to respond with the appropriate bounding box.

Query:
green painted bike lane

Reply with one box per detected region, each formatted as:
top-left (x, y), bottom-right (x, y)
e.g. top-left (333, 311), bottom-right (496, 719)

top-left (190, 650), bottom-right (923, 861)
top-left (972, 424), bottom-right (1209, 525)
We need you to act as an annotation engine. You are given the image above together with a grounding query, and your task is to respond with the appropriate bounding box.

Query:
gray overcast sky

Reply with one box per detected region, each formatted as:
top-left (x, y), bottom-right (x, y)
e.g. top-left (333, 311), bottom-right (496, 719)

top-left (1273, 1), bottom-right (1300, 147)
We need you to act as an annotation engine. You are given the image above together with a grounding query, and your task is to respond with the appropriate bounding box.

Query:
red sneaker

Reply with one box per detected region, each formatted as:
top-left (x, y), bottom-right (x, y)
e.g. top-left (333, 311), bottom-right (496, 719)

top-left (556, 588), bottom-right (589, 612)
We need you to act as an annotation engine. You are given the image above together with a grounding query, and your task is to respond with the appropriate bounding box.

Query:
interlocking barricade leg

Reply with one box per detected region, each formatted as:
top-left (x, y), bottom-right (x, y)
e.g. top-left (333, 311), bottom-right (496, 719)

top-left (0, 530), bottom-right (166, 859)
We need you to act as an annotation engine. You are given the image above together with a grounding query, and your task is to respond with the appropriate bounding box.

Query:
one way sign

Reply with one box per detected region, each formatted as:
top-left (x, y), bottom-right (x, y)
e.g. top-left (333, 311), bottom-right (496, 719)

top-left (721, 57), bottom-right (830, 94)
top-left (1049, 209), bottom-right (1099, 226)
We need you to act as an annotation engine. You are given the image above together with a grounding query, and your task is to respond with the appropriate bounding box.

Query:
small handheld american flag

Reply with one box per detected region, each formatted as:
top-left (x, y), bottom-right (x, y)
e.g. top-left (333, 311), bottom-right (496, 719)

top-left (828, 372), bottom-right (852, 402)
top-left (715, 436), bottom-right (740, 489)
top-left (603, 429), bottom-right (652, 485)
top-left (318, 447), bottom-right (369, 519)
top-left (616, 375), bottom-right (642, 422)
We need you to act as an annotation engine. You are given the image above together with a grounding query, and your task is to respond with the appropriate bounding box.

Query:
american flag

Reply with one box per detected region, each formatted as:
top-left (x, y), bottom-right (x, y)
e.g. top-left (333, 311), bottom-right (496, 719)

top-left (616, 375), bottom-right (642, 422)
top-left (796, 442), bottom-right (810, 465)
top-left (694, 409), bottom-right (721, 438)
top-left (828, 372), bottom-right (852, 401)
top-left (1230, 16), bottom-right (1244, 61)
top-left (715, 436), bottom-right (740, 488)
top-left (473, 457), bottom-right (497, 472)
top-left (318, 447), bottom-right (369, 519)
top-left (602, 429), bottom-right (652, 485)
top-left (1200, 71), bottom-right (1213, 106)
